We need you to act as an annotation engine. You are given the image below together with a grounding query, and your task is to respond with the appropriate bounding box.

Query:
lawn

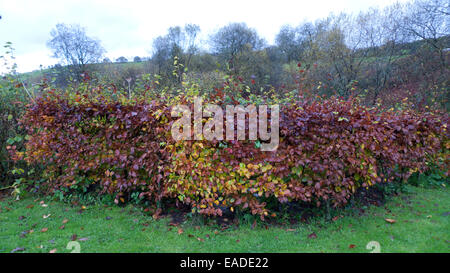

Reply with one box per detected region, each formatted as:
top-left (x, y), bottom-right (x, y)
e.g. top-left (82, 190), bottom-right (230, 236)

top-left (0, 185), bottom-right (448, 253)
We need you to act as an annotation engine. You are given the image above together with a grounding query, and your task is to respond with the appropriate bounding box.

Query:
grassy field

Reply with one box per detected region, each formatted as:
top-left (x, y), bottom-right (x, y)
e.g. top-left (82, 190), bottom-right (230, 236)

top-left (0, 185), bottom-right (448, 253)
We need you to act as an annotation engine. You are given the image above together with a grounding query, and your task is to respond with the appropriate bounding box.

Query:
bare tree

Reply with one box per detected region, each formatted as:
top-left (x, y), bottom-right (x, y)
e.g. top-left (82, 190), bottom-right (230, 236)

top-left (402, 0), bottom-right (449, 68)
top-left (210, 22), bottom-right (265, 74)
top-left (151, 24), bottom-right (201, 84)
top-left (47, 23), bottom-right (105, 77)
top-left (275, 25), bottom-right (303, 63)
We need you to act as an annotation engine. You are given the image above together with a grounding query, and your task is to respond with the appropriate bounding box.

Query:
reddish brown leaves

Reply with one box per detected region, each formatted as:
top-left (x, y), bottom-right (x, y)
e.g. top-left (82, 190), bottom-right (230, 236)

top-left (19, 95), bottom-right (449, 219)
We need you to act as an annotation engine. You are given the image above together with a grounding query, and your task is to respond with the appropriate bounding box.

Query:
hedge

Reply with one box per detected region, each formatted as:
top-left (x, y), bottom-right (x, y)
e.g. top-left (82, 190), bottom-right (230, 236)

top-left (14, 93), bottom-right (449, 218)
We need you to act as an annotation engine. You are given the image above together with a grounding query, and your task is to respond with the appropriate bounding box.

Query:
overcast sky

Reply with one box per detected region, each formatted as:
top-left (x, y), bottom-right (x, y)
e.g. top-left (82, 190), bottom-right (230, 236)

top-left (0, 0), bottom-right (410, 73)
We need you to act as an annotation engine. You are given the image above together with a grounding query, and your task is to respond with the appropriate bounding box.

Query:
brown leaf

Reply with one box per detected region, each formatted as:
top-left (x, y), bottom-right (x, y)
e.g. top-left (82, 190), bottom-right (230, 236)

top-left (41, 228), bottom-right (48, 233)
top-left (62, 218), bottom-right (69, 224)
top-left (308, 232), bottom-right (317, 239)
top-left (59, 225), bottom-right (65, 230)
top-left (349, 244), bottom-right (356, 249)
top-left (385, 218), bottom-right (396, 224)
top-left (177, 228), bottom-right (184, 235)
top-left (152, 208), bottom-right (162, 219)
top-left (70, 234), bottom-right (77, 241)
top-left (197, 237), bottom-right (205, 242)
top-left (26, 204), bottom-right (34, 209)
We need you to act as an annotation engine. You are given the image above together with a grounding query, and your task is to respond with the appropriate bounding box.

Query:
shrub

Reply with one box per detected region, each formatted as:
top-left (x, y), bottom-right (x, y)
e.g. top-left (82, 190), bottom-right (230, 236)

top-left (17, 91), bottom-right (449, 219)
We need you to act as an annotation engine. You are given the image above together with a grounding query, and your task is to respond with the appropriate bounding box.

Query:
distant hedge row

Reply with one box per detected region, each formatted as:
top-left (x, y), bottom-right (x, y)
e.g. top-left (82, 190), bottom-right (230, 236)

top-left (14, 93), bottom-right (449, 218)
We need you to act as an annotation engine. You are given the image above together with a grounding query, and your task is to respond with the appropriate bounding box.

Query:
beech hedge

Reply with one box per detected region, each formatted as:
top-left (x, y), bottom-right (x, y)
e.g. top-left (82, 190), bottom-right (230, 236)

top-left (14, 93), bottom-right (449, 218)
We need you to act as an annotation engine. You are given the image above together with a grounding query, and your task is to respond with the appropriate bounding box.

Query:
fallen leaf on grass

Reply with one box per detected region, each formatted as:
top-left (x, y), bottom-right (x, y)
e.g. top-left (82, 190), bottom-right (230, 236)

top-left (177, 228), bottom-right (184, 235)
top-left (197, 237), bottom-right (205, 242)
top-left (62, 218), bottom-right (69, 224)
top-left (43, 214), bottom-right (51, 219)
top-left (49, 249), bottom-right (57, 253)
top-left (71, 234), bottom-right (77, 241)
top-left (26, 204), bottom-right (34, 209)
top-left (286, 229), bottom-right (296, 232)
top-left (78, 237), bottom-right (89, 241)
top-left (152, 208), bottom-right (162, 219)
top-left (349, 244), bottom-right (356, 249)
top-left (385, 218), bottom-right (396, 224)
top-left (41, 228), bottom-right (48, 233)
top-left (59, 225), bottom-right (65, 230)
top-left (18, 216), bottom-right (26, 220)
top-left (308, 232), bottom-right (317, 239)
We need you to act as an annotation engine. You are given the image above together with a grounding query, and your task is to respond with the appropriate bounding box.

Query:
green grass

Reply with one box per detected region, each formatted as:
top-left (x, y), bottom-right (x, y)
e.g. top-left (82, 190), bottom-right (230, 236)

top-left (0, 185), bottom-right (449, 253)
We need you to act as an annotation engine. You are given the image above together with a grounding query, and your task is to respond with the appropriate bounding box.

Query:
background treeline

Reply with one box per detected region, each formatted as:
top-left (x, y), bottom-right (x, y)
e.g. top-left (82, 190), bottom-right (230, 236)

top-left (23, 0), bottom-right (449, 111)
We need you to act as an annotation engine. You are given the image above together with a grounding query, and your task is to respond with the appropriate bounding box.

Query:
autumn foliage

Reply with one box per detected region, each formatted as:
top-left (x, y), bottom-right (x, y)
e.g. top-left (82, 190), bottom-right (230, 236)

top-left (18, 92), bottom-right (449, 218)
